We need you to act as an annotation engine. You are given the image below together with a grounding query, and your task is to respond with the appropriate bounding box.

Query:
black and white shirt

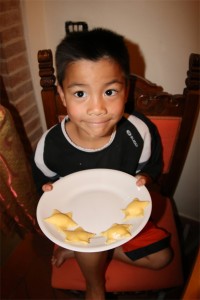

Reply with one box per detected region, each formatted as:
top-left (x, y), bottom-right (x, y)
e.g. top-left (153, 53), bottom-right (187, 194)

top-left (33, 112), bottom-right (162, 193)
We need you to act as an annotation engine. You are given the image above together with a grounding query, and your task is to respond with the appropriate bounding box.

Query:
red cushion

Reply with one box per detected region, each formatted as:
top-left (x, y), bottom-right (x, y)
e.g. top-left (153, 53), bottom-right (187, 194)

top-left (149, 117), bottom-right (181, 173)
top-left (51, 191), bottom-right (183, 291)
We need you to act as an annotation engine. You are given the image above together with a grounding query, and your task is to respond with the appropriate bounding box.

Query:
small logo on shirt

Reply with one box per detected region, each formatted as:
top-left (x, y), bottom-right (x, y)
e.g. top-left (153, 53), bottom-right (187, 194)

top-left (126, 130), bottom-right (138, 147)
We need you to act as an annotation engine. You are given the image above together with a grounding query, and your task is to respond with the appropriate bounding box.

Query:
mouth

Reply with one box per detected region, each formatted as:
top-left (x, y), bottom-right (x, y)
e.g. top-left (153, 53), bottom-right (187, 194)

top-left (86, 119), bottom-right (110, 126)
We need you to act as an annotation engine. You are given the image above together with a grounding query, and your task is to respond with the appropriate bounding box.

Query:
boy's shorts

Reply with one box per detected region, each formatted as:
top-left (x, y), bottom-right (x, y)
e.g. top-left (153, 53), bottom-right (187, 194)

top-left (122, 220), bottom-right (170, 261)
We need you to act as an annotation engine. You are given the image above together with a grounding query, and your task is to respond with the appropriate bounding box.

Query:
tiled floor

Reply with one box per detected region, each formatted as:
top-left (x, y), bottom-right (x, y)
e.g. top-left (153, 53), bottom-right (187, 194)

top-left (0, 215), bottom-right (199, 300)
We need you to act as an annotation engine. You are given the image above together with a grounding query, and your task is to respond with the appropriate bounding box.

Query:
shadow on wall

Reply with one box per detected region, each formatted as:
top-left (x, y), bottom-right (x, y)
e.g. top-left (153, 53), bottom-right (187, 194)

top-left (125, 39), bottom-right (146, 77)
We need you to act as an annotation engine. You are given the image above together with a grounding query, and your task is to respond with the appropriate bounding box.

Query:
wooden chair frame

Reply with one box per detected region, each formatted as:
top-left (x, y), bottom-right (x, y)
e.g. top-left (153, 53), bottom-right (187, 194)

top-left (65, 21), bottom-right (88, 34)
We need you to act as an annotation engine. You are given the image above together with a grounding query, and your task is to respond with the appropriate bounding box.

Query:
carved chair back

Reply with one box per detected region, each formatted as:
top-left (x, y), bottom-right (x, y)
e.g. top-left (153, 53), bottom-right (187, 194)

top-left (65, 21), bottom-right (88, 34)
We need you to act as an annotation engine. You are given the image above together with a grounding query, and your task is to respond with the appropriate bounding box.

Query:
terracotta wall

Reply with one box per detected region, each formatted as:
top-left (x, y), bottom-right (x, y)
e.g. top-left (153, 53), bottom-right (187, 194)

top-left (0, 0), bottom-right (42, 151)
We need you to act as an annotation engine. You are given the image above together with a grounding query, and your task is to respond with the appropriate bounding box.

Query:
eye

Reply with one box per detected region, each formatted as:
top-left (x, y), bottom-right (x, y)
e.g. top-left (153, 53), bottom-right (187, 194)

top-left (74, 91), bottom-right (87, 98)
top-left (105, 89), bottom-right (117, 96)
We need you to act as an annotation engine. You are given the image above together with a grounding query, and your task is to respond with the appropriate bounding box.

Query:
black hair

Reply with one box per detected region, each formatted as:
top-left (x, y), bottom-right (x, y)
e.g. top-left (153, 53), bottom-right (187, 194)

top-left (55, 28), bottom-right (130, 86)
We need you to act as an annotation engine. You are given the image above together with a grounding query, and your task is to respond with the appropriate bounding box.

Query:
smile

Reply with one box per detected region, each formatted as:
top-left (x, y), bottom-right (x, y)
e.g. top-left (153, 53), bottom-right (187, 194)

top-left (86, 119), bottom-right (110, 126)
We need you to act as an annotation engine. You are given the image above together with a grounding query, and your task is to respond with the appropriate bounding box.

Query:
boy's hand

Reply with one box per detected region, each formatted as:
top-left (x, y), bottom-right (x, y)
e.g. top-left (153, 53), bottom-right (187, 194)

top-left (135, 174), bottom-right (152, 187)
top-left (42, 183), bottom-right (53, 192)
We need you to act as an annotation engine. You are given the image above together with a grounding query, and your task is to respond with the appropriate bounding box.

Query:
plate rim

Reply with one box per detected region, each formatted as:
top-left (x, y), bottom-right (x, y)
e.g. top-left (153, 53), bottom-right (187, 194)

top-left (36, 168), bottom-right (152, 252)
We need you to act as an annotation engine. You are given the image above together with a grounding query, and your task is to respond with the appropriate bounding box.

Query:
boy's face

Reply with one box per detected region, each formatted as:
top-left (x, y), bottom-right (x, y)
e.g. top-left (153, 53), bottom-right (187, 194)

top-left (58, 58), bottom-right (128, 144)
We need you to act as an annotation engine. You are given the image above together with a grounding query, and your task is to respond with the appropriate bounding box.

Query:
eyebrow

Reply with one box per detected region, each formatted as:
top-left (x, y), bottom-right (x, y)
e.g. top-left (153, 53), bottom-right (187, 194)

top-left (67, 79), bottom-right (124, 89)
top-left (67, 83), bottom-right (86, 89)
top-left (105, 79), bottom-right (124, 86)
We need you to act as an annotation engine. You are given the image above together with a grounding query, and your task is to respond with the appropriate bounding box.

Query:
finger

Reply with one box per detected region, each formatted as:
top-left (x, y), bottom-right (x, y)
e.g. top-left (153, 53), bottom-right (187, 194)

top-left (136, 177), bottom-right (146, 186)
top-left (42, 184), bottom-right (53, 192)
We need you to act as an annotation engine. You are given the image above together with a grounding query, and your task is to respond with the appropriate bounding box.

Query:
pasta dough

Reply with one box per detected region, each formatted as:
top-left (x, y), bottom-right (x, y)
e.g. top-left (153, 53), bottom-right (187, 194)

top-left (44, 209), bottom-right (78, 230)
top-left (101, 223), bottom-right (132, 244)
top-left (63, 227), bottom-right (95, 244)
top-left (122, 198), bottom-right (149, 220)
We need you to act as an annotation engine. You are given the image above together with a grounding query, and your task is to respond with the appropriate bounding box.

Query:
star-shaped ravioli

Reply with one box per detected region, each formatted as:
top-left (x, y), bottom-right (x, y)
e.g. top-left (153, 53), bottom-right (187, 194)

top-left (44, 209), bottom-right (78, 230)
top-left (63, 227), bottom-right (95, 244)
top-left (122, 198), bottom-right (149, 220)
top-left (101, 223), bottom-right (132, 244)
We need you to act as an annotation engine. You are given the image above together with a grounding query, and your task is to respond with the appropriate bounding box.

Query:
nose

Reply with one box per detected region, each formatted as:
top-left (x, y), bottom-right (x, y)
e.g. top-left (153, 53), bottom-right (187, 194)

top-left (87, 97), bottom-right (107, 116)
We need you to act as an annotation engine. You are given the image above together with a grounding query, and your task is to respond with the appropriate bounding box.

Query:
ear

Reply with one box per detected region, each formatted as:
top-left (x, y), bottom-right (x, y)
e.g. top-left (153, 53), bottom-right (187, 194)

top-left (124, 82), bottom-right (130, 103)
top-left (57, 85), bottom-right (66, 107)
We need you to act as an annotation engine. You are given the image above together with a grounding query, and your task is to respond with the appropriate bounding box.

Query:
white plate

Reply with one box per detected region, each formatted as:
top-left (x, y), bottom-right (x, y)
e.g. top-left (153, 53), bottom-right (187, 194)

top-left (36, 169), bottom-right (152, 252)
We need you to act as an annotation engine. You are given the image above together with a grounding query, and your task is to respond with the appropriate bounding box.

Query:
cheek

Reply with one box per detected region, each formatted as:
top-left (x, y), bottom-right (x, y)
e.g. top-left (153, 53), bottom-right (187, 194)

top-left (110, 100), bottom-right (125, 116)
top-left (66, 104), bottom-right (83, 120)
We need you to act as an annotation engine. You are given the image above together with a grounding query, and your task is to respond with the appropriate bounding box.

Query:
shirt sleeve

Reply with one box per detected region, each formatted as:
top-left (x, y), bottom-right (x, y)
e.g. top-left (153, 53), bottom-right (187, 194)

top-left (32, 130), bottom-right (59, 196)
top-left (133, 111), bottom-right (163, 181)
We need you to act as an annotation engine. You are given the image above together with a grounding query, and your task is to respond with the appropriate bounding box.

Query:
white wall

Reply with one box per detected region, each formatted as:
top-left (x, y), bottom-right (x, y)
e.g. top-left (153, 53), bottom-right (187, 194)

top-left (21, 0), bottom-right (200, 220)
top-left (175, 115), bottom-right (200, 220)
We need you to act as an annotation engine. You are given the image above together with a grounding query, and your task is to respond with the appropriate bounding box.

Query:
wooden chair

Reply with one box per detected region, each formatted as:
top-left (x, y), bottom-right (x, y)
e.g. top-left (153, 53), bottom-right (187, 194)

top-left (182, 248), bottom-right (200, 299)
top-left (37, 50), bottom-right (199, 294)
top-left (65, 21), bottom-right (88, 35)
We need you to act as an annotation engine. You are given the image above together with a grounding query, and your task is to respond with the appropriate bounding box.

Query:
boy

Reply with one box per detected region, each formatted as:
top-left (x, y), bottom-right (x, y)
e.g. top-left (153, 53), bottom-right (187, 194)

top-left (33, 28), bottom-right (172, 300)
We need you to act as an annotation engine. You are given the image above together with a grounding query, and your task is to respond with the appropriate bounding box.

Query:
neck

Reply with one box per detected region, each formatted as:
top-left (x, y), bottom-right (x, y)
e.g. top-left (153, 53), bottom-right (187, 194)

top-left (65, 121), bottom-right (115, 150)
